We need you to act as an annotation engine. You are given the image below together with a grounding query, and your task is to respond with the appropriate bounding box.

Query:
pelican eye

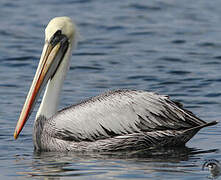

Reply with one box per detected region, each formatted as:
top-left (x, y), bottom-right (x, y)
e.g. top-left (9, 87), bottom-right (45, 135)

top-left (50, 30), bottom-right (68, 47)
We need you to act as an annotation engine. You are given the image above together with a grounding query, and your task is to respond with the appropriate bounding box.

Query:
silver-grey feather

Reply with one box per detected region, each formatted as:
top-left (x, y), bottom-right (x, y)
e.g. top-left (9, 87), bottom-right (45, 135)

top-left (33, 89), bottom-right (217, 152)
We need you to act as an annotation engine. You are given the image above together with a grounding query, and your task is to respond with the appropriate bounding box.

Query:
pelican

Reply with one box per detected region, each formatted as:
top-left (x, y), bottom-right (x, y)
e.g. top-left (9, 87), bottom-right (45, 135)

top-left (14, 17), bottom-right (217, 152)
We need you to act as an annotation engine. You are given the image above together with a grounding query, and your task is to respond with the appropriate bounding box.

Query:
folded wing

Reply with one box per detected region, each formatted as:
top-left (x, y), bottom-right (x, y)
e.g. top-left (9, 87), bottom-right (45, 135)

top-left (46, 89), bottom-right (208, 142)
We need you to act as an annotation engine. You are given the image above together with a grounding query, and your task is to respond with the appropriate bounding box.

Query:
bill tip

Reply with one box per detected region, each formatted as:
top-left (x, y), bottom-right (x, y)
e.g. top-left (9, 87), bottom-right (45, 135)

top-left (14, 131), bottom-right (18, 140)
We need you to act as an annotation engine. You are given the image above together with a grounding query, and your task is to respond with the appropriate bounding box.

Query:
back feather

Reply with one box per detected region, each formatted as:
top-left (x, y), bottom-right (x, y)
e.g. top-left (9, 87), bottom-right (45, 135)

top-left (45, 89), bottom-right (209, 142)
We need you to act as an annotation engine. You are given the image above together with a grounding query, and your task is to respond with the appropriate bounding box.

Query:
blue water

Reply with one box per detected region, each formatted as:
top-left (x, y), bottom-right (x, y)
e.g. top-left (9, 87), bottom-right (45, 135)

top-left (1, 0), bottom-right (221, 179)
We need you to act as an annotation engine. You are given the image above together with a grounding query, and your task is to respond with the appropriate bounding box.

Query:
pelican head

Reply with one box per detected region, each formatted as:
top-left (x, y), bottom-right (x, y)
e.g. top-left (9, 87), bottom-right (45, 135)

top-left (14, 17), bottom-right (77, 139)
top-left (45, 16), bottom-right (76, 46)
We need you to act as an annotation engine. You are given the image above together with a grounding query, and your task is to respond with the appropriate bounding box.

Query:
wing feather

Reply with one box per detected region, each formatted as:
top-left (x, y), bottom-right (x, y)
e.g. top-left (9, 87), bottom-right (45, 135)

top-left (46, 89), bottom-right (206, 141)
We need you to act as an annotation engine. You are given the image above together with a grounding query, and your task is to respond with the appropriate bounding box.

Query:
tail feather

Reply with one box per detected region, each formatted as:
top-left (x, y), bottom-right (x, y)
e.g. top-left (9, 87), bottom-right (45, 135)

top-left (180, 120), bottom-right (218, 145)
top-left (203, 120), bottom-right (219, 127)
top-left (189, 120), bottom-right (218, 132)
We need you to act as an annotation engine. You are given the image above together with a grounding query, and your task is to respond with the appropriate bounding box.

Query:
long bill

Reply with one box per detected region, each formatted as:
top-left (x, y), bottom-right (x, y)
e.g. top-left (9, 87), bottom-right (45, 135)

top-left (14, 32), bottom-right (68, 139)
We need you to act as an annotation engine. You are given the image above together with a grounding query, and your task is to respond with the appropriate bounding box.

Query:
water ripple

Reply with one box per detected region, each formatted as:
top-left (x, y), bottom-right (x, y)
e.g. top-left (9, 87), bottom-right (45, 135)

top-left (128, 3), bottom-right (162, 11)
top-left (171, 40), bottom-right (186, 44)
top-left (158, 57), bottom-right (188, 63)
top-left (2, 56), bottom-right (36, 62)
top-left (70, 65), bottom-right (104, 71)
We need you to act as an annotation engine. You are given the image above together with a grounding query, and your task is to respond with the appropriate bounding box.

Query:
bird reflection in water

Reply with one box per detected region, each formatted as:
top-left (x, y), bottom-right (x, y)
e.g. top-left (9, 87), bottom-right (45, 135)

top-left (15, 147), bottom-right (218, 179)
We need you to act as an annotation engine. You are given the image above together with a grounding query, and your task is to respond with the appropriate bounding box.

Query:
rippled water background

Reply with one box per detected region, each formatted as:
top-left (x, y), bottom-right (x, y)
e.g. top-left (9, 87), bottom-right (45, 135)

top-left (1, 0), bottom-right (221, 179)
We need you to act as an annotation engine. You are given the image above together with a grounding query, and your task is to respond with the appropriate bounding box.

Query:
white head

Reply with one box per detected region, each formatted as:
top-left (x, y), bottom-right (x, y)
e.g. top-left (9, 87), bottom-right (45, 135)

top-left (45, 16), bottom-right (77, 48)
top-left (14, 17), bottom-right (78, 139)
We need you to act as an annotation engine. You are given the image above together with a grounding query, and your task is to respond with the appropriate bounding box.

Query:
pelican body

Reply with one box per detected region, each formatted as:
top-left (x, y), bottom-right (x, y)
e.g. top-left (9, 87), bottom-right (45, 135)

top-left (14, 17), bottom-right (217, 152)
